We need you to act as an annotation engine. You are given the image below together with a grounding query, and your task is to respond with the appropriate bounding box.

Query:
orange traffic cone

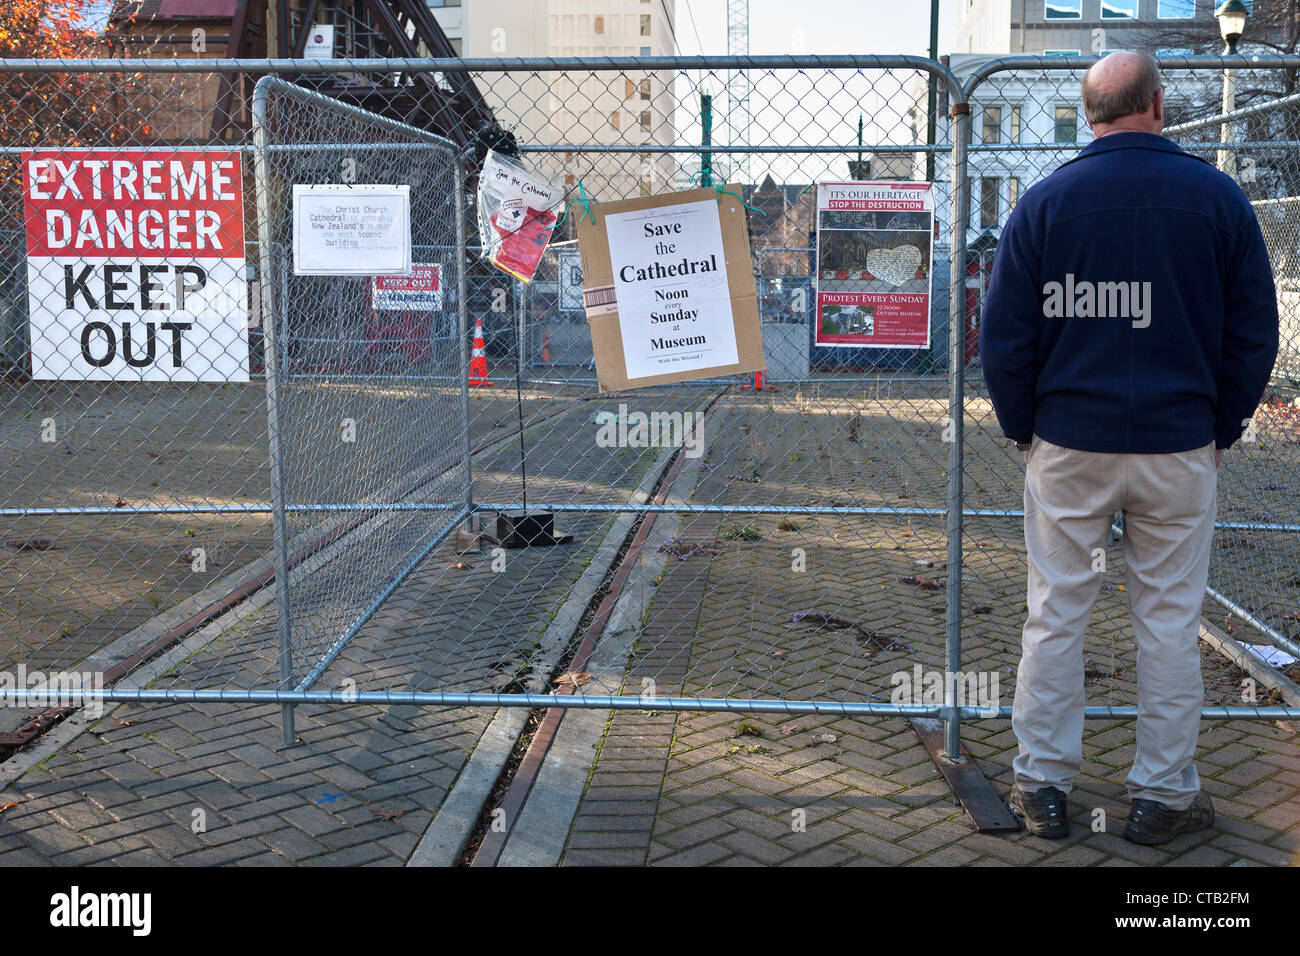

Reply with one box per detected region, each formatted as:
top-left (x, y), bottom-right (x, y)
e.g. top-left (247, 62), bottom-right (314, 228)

top-left (741, 370), bottom-right (774, 391)
top-left (469, 315), bottom-right (493, 387)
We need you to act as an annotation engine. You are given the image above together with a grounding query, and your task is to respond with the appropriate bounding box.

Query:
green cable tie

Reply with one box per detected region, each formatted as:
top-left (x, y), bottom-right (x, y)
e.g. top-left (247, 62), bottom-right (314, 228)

top-left (555, 179), bottom-right (595, 229)
top-left (687, 170), bottom-right (765, 215)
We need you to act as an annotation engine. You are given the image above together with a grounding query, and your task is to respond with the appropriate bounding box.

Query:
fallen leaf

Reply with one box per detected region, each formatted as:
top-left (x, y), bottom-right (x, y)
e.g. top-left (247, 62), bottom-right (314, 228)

top-left (858, 631), bottom-right (910, 654)
top-left (1083, 659), bottom-right (1123, 681)
top-left (370, 808), bottom-right (405, 822)
top-left (5, 537), bottom-right (57, 551)
top-left (657, 537), bottom-right (724, 560)
top-left (450, 561), bottom-right (474, 571)
top-left (791, 611), bottom-right (859, 632)
top-left (898, 575), bottom-right (944, 591)
top-left (791, 612), bottom-right (910, 655)
top-left (554, 671), bottom-right (593, 688)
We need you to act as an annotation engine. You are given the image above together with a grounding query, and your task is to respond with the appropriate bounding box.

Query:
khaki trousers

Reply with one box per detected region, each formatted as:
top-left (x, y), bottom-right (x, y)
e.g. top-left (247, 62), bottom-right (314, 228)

top-left (1012, 436), bottom-right (1217, 810)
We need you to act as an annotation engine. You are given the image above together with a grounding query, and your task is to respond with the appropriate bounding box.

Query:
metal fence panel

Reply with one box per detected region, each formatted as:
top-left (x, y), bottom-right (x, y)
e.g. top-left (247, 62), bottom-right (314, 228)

top-left (0, 55), bottom-right (1296, 732)
top-left (961, 56), bottom-right (1300, 719)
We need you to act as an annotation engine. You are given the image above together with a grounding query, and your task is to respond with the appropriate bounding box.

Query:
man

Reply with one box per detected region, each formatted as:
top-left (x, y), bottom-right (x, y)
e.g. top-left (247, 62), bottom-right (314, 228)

top-left (980, 51), bottom-right (1278, 845)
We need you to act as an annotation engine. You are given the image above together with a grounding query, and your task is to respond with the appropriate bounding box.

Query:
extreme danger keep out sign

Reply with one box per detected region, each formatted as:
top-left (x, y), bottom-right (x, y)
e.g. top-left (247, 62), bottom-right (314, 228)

top-left (22, 149), bottom-right (250, 382)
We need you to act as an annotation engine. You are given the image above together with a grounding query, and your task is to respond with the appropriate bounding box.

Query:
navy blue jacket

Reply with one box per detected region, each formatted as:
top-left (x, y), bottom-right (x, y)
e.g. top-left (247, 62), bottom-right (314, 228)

top-left (980, 131), bottom-right (1278, 452)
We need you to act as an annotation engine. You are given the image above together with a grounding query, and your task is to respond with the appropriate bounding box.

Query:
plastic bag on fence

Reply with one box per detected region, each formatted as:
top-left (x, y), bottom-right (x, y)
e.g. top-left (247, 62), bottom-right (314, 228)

top-left (476, 149), bottom-right (562, 283)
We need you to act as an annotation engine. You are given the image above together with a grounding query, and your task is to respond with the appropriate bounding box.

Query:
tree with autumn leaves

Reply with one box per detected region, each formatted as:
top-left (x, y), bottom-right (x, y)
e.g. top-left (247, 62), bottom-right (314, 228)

top-left (0, 1), bottom-right (156, 376)
top-left (0, 0), bottom-right (99, 59)
top-left (0, 0), bottom-right (157, 149)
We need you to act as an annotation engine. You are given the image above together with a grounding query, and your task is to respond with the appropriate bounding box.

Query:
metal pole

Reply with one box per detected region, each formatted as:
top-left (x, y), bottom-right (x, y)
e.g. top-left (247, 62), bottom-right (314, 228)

top-left (251, 77), bottom-right (297, 748)
top-left (518, 276), bottom-right (528, 377)
top-left (10, 687), bottom-right (1299, 721)
top-left (516, 276), bottom-right (529, 514)
top-left (1218, 64), bottom-right (1238, 178)
top-left (944, 94), bottom-right (971, 762)
top-left (279, 244), bottom-right (290, 377)
top-left (701, 92), bottom-right (714, 187)
top-left (926, 0), bottom-right (939, 182)
top-left (455, 161), bottom-right (474, 531)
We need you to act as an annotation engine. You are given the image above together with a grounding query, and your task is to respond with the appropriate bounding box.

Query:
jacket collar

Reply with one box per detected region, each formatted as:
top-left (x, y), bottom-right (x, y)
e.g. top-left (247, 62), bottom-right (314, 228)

top-left (1061, 131), bottom-right (1205, 168)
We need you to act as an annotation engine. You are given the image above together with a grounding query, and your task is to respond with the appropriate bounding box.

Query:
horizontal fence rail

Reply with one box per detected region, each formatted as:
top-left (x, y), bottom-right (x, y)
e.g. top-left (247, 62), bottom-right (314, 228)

top-left (0, 54), bottom-right (1296, 752)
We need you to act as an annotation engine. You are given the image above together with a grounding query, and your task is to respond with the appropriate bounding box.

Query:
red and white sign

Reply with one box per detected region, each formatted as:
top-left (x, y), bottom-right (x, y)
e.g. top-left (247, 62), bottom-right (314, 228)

top-left (372, 263), bottom-right (442, 312)
top-left (814, 181), bottom-right (934, 349)
top-left (22, 148), bottom-right (250, 381)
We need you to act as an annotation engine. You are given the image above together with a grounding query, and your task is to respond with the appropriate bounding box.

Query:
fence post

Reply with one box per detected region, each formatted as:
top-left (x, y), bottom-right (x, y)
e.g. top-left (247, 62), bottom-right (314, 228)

top-left (455, 160), bottom-right (474, 528)
top-left (944, 92), bottom-right (971, 761)
top-left (700, 92), bottom-right (714, 187)
top-left (518, 275), bottom-right (527, 377)
top-left (251, 77), bottom-right (297, 747)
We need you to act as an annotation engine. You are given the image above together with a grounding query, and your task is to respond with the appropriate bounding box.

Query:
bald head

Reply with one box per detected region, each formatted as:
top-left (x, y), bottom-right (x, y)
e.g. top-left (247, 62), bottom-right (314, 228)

top-left (1082, 51), bottom-right (1164, 137)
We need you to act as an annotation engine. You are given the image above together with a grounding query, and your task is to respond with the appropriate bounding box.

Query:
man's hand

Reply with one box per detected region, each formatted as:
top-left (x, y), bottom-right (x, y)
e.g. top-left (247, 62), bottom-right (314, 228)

top-left (1215, 448), bottom-right (1224, 469)
top-left (1023, 448), bottom-right (1031, 464)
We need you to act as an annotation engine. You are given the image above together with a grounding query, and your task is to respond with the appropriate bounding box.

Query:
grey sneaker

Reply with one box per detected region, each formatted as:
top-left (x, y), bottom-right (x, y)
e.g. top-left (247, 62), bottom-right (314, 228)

top-left (1124, 791), bottom-right (1215, 845)
top-left (1007, 785), bottom-right (1070, 839)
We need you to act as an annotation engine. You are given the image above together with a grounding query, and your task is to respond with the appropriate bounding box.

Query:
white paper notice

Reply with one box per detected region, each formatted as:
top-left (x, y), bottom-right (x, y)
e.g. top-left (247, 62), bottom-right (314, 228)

top-left (604, 198), bottom-right (736, 379)
top-left (292, 184), bottom-right (411, 276)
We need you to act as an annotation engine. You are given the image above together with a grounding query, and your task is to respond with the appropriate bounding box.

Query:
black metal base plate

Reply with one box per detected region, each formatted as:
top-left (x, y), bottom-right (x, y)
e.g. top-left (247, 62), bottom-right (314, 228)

top-left (492, 511), bottom-right (574, 549)
top-left (911, 717), bottom-right (1023, 833)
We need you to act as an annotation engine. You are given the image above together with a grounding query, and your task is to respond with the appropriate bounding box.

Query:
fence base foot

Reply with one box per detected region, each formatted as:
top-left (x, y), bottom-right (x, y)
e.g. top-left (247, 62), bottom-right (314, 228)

top-left (911, 717), bottom-right (1021, 833)
top-left (492, 511), bottom-right (574, 548)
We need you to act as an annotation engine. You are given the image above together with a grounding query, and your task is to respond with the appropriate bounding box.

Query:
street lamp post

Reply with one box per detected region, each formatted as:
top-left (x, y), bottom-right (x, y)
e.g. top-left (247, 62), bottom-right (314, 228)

top-left (1215, 0), bottom-right (1249, 179)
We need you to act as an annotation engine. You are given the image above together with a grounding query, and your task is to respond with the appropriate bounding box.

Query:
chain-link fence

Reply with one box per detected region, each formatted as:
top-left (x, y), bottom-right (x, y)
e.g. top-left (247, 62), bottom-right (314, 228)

top-left (249, 77), bottom-right (468, 737)
top-left (958, 56), bottom-right (1300, 730)
top-left (1, 55), bottom-right (1298, 751)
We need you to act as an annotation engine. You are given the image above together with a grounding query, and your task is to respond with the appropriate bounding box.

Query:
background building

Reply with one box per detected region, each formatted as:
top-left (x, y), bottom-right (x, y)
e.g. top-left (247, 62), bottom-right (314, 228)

top-left (956, 0), bottom-right (1297, 58)
top-left (958, 0), bottom-right (1220, 56)
top-left (428, 0), bottom-right (680, 207)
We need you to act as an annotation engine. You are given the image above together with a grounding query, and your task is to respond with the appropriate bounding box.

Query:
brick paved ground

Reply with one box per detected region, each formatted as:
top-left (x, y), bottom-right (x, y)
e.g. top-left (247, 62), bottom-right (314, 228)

top-left (0, 515), bottom-right (595, 866)
top-left (560, 707), bottom-right (1300, 866)
top-left (557, 540), bottom-right (1300, 866)
top-left (0, 392), bottom-right (685, 866)
top-left (2, 385), bottom-right (1295, 866)
top-left (554, 394), bottom-right (1300, 867)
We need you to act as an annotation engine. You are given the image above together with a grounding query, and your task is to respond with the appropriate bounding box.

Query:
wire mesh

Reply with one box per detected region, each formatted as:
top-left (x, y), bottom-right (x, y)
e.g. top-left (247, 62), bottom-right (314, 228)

top-left (0, 55), bottom-right (1295, 726)
top-left (961, 56), bottom-right (1300, 717)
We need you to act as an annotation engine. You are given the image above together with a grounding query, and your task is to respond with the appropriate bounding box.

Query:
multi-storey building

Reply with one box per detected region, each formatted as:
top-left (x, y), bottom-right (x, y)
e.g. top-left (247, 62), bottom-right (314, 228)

top-left (429, 0), bottom-right (679, 206)
top-left (957, 0), bottom-right (1218, 56)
